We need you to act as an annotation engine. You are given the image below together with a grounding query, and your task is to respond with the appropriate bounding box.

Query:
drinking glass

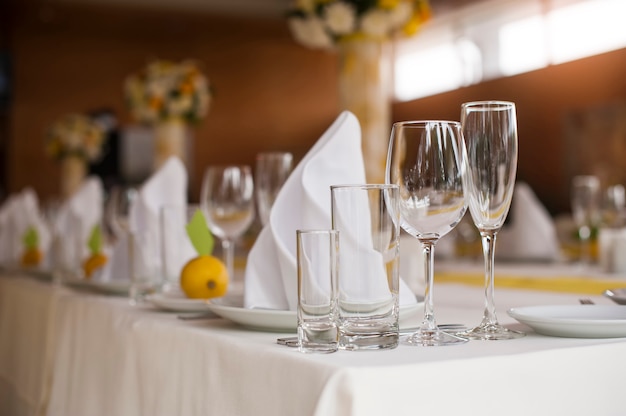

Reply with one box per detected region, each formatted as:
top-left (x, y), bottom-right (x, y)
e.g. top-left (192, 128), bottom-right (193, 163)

top-left (387, 120), bottom-right (468, 346)
top-left (255, 152), bottom-right (293, 226)
top-left (571, 175), bottom-right (601, 263)
top-left (200, 166), bottom-right (255, 283)
top-left (297, 229), bottom-right (339, 354)
top-left (460, 100), bottom-right (524, 340)
top-left (331, 184), bottom-right (400, 350)
top-left (104, 185), bottom-right (137, 243)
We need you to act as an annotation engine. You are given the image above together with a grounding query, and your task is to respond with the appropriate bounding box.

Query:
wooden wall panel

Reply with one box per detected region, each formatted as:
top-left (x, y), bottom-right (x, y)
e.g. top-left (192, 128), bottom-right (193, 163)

top-left (6, 1), bottom-right (626, 214)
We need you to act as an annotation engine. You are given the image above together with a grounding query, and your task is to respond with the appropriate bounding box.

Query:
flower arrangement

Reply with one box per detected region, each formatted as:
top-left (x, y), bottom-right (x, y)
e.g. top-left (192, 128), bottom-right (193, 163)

top-left (124, 60), bottom-right (211, 125)
top-left (287, 0), bottom-right (431, 50)
top-left (46, 113), bottom-right (106, 162)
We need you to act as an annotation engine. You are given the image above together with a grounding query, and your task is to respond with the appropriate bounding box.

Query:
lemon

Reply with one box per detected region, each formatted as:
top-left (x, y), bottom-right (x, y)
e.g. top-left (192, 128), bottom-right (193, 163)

top-left (83, 253), bottom-right (108, 279)
top-left (180, 255), bottom-right (229, 299)
top-left (21, 248), bottom-right (43, 267)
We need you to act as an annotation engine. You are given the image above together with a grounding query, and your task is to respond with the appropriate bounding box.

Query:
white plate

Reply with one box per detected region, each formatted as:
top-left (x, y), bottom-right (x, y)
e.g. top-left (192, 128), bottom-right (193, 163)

top-left (507, 305), bottom-right (626, 338)
top-left (206, 298), bottom-right (423, 333)
top-left (64, 278), bottom-right (131, 296)
top-left (603, 288), bottom-right (626, 305)
top-left (146, 292), bottom-right (209, 312)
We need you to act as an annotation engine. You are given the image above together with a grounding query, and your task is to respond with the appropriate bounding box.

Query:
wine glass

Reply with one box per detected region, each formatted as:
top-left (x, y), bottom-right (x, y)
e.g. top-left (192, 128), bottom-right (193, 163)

top-left (255, 152), bottom-right (293, 226)
top-left (386, 120), bottom-right (468, 346)
top-left (571, 175), bottom-right (601, 264)
top-left (105, 185), bottom-right (137, 243)
top-left (460, 100), bottom-right (524, 340)
top-left (200, 165), bottom-right (255, 284)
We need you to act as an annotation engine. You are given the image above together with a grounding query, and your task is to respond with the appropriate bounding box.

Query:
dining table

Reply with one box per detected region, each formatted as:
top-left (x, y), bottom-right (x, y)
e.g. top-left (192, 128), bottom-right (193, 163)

top-left (2, 260), bottom-right (626, 416)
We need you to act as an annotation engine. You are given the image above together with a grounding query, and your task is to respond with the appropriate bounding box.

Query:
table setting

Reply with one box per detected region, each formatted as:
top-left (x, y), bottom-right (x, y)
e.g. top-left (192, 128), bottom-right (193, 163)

top-left (3, 102), bottom-right (626, 416)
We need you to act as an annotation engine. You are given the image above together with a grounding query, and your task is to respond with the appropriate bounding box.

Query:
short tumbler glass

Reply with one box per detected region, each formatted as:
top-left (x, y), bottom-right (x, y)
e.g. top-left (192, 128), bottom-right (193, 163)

top-left (297, 229), bottom-right (339, 354)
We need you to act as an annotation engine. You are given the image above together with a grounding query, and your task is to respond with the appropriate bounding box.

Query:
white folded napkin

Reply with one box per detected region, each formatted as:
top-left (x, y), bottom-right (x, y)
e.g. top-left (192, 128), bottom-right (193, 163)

top-left (101, 157), bottom-right (187, 282)
top-left (245, 111), bottom-right (417, 311)
top-left (55, 177), bottom-right (104, 269)
top-left (496, 182), bottom-right (560, 261)
top-left (0, 188), bottom-right (51, 267)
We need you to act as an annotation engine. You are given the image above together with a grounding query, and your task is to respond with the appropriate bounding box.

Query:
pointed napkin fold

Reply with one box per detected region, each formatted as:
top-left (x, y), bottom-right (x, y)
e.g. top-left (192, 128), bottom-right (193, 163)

top-left (101, 156), bottom-right (187, 282)
top-left (245, 111), bottom-right (417, 310)
top-left (0, 188), bottom-right (51, 266)
top-left (497, 182), bottom-right (560, 261)
top-left (54, 177), bottom-right (104, 268)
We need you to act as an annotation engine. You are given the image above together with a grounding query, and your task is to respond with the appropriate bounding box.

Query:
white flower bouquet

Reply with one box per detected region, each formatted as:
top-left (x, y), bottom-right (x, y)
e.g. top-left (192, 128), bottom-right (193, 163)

top-left (124, 60), bottom-right (211, 125)
top-left (287, 0), bottom-right (431, 50)
top-left (46, 113), bottom-right (106, 162)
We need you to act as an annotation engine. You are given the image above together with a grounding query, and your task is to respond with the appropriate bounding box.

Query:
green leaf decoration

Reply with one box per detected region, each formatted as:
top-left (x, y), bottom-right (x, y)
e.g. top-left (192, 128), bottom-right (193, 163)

top-left (185, 209), bottom-right (214, 256)
top-left (22, 227), bottom-right (39, 249)
top-left (87, 224), bottom-right (103, 254)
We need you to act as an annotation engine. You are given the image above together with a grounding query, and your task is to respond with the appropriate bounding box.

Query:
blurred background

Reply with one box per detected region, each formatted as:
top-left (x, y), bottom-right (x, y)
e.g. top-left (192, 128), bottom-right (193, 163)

top-left (0, 0), bottom-right (625, 215)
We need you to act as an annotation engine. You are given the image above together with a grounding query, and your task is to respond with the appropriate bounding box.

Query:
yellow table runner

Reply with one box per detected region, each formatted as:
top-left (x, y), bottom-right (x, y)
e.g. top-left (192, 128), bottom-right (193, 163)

top-left (435, 272), bottom-right (626, 295)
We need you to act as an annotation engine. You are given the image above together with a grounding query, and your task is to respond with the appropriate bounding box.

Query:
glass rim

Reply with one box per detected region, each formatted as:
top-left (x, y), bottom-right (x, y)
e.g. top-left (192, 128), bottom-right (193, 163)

top-left (255, 151), bottom-right (293, 160)
top-left (204, 164), bottom-right (252, 171)
top-left (296, 229), bottom-right (339, 236)
top-left (461, 100), bottom-right (515, 110)
top-left (392, 120), bottom-right (461, 129)
top-left (330, 183), bottom-right (399, 191)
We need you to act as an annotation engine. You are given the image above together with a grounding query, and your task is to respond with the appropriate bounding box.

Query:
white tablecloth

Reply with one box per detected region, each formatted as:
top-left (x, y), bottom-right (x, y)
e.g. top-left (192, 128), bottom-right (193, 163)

top-left (1, 270), bottom-right (626, 416)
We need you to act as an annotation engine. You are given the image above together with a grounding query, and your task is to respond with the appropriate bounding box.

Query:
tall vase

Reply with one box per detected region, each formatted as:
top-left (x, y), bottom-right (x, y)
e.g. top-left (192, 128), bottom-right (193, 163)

top-left (337, 39), bottom-right (393, 183)
top-left (60, 155), bottom-right (87, 198)
top-left (153, 119), bottom-right (188, 171)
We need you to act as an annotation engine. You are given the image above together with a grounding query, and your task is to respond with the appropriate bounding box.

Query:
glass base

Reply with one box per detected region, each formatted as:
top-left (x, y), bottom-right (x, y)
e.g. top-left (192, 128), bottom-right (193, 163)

top-left (459, 323), bottom-right (525, 340)
top-left (402, 329), bottom-right (468, 347)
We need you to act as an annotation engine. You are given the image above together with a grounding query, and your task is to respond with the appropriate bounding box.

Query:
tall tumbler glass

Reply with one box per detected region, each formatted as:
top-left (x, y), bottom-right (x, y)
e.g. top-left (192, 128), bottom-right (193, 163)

top-left (331, 184), bottom-right (400, 351)
top-left (255, 152), bottom-right (293, 226)
top-left (460, 100), bottom-right (524, 340)
top-left (571, 175), bottom-right (601, 264)
top-left (297, 229), bottom-right (339, 354)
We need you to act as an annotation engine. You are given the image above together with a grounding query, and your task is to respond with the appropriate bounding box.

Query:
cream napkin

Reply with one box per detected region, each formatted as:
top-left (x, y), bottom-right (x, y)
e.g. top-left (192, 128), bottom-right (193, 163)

top-left (55, 177), bottom-right (104, 269)
top-left (497, 182), bottom-right (560, 261)
top-left (245, 111), bottom-right (417, 311)
top-left (101, 157), bottom-right (187, 282)
top-left (0, 188), bottom-right (51, 267)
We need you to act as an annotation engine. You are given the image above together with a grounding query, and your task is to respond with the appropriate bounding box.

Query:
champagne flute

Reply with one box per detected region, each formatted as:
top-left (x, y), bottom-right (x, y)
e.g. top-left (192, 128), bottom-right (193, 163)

top-left (201, 166), bottom-right (255, 284)
top-left (255, 152), bottom-right (293, 226)
top-left (386, 120), bottom-right (468, 346)
top-left (460, 100), bottom-right (524, 340)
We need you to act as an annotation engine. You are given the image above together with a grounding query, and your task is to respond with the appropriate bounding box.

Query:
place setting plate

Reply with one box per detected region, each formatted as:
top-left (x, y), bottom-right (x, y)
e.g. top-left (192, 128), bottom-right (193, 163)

top-left (63, 276), bottom-right (131, 295)
top-left (146, 290), bottom-right (209, 313)
top-left (507, 305), bottom-right (626, 338)
top-left (205, 296), bottom-right (424, 333)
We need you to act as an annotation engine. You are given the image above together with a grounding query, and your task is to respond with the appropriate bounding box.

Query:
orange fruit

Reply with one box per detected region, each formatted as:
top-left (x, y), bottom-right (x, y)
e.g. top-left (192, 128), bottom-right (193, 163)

top-left (83, 253), bottom-right (108, 279)
top-left (180, 255), bottom-right (229, 299)
top-left (21, 248), bottom-right (43, 267)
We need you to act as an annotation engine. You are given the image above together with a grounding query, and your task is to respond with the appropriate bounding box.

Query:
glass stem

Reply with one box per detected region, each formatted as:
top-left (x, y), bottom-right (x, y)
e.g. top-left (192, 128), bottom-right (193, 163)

top-left (420, 239), bottom-right (437, 331)
top-left (222, 239), bottom-right (235, 281)
top-left (480, 230), bottom-right (499, 326)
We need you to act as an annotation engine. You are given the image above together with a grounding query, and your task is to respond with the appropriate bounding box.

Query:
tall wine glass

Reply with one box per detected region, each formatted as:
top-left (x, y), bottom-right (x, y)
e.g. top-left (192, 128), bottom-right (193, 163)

top-left (255, 152), bottom-right (293, 226)
top-left (201, 166), bottom-right (255, 284)
top-left (386, 120), bottom-right (468, 346)
top-left (460, 100), bottom-right (524, 340)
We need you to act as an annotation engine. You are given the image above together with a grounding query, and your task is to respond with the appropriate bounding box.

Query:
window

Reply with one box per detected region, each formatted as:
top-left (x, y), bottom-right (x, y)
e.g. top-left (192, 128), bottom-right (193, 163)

top-left (395, 0), bottom-right (626, 101)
